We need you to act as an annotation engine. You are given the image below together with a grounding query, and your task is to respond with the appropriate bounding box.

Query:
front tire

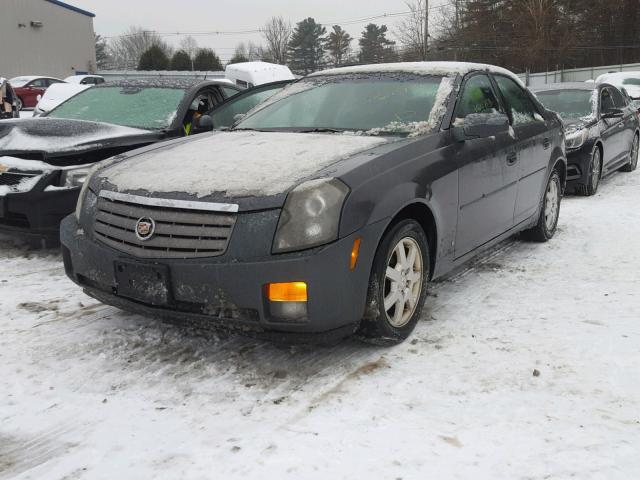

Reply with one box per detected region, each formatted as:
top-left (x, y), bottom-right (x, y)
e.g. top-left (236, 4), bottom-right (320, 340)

top-left (357, 219), bottom-right (430, 346)
top-left (523, 169), bottom-right (562, 242)
top-left (620, 134), bottom-right (639, 172)
top-left (575, 148), bottom-right (601, 196)
top-left (15, 97), bottom-right (23, 111)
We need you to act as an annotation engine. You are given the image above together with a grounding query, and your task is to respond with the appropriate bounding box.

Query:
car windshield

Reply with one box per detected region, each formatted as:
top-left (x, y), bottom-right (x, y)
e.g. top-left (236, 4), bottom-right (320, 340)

top-left (236, 73), bottom-right (450, 136)
top-left (47, 86), bottom-right (187, 130)
top-left (535, 89), bottom-right (594, 120)
top-left (9, 77), bottom-right (33, 87)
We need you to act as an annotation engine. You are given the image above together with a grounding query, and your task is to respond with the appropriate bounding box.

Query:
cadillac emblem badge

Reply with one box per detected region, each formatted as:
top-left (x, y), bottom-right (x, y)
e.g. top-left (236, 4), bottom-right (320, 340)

top-left (135, 217), bottom-right (156, 241)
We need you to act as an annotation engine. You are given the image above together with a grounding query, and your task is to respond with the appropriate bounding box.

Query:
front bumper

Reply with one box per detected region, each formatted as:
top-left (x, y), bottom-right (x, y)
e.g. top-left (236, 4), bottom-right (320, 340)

top-left (61, 214), bottom-right (387, 339)
top-left (565, 147), bottom-right (592, 189)
top-left (0, 187), bottom-right (80, 240)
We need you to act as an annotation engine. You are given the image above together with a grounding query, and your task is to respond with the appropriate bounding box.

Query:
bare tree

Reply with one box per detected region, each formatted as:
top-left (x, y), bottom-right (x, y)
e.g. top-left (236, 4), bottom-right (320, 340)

top-left (108, 26), bottom-right (172, 70)
top-left (395, 0), bottom-right (427, 61)
top-left (262, 16), bottom-right (292, 64)
top-left (179, 35), bottom-right (198, 69)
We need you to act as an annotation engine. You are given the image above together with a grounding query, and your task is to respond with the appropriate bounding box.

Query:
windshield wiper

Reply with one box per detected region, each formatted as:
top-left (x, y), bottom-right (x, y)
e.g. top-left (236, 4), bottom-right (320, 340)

top-left (294, 127), bottom-right (345, 133)
top-left (232, 127), bottom-right (273, 132)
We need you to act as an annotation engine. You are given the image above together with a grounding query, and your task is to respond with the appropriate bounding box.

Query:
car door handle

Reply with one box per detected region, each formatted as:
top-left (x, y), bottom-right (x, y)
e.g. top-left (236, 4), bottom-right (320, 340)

top-left (506, 152), bottom-right (518, 165)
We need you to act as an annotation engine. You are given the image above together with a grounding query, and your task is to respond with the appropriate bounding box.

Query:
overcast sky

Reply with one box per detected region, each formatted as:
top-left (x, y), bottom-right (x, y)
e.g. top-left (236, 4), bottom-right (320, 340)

top-left (73, 0), bottom-right (446, 62)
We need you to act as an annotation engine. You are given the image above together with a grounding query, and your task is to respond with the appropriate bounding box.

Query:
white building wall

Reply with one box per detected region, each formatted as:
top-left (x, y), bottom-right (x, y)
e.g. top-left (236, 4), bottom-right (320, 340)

top-left (0, 0), bottom-right (96, 79)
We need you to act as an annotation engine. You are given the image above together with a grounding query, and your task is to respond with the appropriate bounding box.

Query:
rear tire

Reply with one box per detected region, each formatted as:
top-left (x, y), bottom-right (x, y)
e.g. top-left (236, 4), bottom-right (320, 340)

top-left (575, 147), bottom-right (602, 196)
top-left (620, 134), bottom-right (639, 172)
top-left (522, 169), bottom-right (562, 242)
top-left (356, 220), bottom-right (430, 346)
top-left (15, 97), bottom-right (23, 111)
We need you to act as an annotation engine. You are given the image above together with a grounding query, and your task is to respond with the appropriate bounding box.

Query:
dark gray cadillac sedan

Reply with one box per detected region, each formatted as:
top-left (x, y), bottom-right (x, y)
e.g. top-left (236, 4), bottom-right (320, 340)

top-left (61, 62), bottom-right (567, 345)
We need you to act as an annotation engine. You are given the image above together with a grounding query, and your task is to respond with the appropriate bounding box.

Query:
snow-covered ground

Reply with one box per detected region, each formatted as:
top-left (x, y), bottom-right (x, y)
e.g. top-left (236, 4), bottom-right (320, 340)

top-left (1, 169), bottom-right (639, 480)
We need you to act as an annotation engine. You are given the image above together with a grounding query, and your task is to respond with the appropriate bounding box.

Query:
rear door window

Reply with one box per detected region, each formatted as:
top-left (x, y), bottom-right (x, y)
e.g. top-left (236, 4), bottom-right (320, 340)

top-left (494, 75), bottom-right (543, 125)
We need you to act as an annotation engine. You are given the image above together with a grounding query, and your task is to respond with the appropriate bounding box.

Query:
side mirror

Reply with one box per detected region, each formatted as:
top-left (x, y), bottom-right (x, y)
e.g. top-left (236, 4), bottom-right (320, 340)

top-left (452, 113), bottom-right (510, 141)
top-left (36, 94), bottom-right (42, 102)
top-left (601, 108), bottom-right (624, 119)
top-left (196, 115), bottom-right (213, 132)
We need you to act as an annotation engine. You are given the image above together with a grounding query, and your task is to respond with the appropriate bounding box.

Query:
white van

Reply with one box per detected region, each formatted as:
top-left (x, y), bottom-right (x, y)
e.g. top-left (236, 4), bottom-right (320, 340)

top-left (225, 61), bottom-right (295, 89)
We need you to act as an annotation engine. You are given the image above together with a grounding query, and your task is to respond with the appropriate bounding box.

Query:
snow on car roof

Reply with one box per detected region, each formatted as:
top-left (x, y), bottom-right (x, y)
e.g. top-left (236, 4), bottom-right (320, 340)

top-left (312, 61), bottom-right (524, 83)
top-left (64, 75), bottom-right (104, 83)
top-left (91, 78), bottom-right (229, 90)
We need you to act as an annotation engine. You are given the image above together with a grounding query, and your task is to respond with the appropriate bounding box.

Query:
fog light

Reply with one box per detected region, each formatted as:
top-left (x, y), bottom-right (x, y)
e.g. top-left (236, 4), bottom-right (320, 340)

top-left (269, 301), bottom-right (308, 322)
top-left (268, 282), bottom-right (308, 302)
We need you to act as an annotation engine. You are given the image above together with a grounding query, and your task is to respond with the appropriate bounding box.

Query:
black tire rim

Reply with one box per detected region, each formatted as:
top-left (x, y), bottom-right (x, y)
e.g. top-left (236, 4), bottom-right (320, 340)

top-left (591, 149), bottom-right (602, 191)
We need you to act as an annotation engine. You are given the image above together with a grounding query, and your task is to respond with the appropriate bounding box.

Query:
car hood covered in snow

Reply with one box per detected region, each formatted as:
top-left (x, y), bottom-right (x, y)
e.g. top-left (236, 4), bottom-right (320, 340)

top-left (98, 130), bottom-right (391, 207)
top-left (0, 118), bottom-right (162, 163)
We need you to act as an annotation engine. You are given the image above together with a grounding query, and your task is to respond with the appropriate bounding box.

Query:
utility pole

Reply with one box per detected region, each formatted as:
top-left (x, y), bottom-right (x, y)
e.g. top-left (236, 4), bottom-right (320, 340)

top-left (424, 0), bottom-right (429, 60)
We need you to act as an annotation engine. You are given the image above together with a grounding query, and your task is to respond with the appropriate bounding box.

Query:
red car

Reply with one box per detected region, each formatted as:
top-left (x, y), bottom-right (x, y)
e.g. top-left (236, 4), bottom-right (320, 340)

top-left (9, 76), bottom-right (65, 109)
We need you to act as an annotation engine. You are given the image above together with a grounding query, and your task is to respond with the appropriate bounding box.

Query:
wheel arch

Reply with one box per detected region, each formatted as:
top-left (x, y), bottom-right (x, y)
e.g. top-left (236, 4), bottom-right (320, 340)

top-left (378, 202), bottom-right (438, 280)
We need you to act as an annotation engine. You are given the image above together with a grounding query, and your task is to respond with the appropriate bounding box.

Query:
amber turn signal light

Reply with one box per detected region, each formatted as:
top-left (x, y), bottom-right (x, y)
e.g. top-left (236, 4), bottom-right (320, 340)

top-left (268, 282), bottom-right (308, 302)
top-left (350, 237), bottom-right (362, 271)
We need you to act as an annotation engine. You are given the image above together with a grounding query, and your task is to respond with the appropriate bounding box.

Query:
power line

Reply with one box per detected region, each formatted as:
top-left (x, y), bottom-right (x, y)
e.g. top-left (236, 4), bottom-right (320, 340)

top-left (103, 3), bottom-right (458, 40)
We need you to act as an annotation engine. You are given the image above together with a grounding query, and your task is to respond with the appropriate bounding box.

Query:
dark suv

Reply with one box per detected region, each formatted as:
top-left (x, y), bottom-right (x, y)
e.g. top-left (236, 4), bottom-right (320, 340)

top-left (62, 62), bottom-right (567, 345)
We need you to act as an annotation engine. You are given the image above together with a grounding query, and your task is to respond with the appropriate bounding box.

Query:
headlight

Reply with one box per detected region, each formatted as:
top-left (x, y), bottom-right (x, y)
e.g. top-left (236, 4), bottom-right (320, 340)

top-left (565, 128), bottom-right (589, 150)
top-left (60, 165), bottom-right (93, 188)
top-left (74, 164), bottom-right (101, 221)
top-left (273, 178), bottom-right (350, 253)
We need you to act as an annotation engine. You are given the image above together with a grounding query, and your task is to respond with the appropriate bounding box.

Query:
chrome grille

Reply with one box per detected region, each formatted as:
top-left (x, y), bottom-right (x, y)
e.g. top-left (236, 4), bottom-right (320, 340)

top-left (94, 191), bottom-right (238, 259)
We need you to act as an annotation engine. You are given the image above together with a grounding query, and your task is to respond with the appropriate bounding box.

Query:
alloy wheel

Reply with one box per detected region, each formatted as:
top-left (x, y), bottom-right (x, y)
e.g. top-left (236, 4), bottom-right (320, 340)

top-left (383, 237), bottom-right (424, 328)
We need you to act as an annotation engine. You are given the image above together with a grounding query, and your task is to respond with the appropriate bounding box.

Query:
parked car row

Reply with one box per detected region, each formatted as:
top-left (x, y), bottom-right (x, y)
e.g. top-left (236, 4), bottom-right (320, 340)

top-left (1, 62), bottom-right (638, 345)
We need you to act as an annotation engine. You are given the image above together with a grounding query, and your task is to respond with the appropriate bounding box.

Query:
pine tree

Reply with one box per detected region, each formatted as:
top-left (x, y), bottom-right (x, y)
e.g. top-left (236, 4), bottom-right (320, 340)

top-left (288, 18), bottom-right (327, 74)
top-left (325, 26), bottom-right (352, 67)
top-left (170, 50), bottom-right (192, 71)
top-left (193, 48), bottom-right (223, 71)
top-left (138, 44), bottom-right (170, 71)
top-left (358, 24), bottom-right (396, 64)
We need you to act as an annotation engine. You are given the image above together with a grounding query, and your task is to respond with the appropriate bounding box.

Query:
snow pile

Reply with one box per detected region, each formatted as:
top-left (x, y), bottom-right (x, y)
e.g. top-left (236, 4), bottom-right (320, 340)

top-left (0, 155), bottom-right (54, 172)
top-left (101, 131), bottom-right (389, 198)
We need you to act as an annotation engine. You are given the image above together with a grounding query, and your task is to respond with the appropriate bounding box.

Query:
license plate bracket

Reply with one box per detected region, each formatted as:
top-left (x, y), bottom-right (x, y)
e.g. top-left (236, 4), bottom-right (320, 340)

top-left (114, 260), bottom-right (171, 306)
